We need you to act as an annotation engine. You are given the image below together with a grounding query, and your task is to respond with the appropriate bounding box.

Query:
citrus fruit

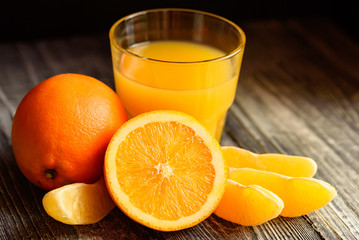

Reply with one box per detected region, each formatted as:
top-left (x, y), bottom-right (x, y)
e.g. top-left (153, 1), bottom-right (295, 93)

top-left (104, 110), bottom-right (227, 231)
top-left (229, 168), bottom-right (337, 217)
top-left (12, 73), bottom-right (127, 190)
top-left (214, 179), bottom-right (284, 226)
top-left (222, 146), bottom-right (317, 177)
top-left (43, 178), bottom-right (115, 225)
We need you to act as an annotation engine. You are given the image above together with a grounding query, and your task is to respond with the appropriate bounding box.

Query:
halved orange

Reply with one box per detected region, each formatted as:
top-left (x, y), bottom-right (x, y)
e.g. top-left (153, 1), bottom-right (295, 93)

top-left (104, 111), bottom-right (227, 231)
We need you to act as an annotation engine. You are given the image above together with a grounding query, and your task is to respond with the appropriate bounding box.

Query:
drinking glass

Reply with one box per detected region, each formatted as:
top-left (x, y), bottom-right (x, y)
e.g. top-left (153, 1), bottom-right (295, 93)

top-left (109, 8), bottom-right (245, 140)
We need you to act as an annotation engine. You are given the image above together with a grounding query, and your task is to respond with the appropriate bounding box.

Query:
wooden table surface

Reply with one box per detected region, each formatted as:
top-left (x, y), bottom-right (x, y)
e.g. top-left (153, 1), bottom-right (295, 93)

top-left (0, 17), bottom-right (358, 239)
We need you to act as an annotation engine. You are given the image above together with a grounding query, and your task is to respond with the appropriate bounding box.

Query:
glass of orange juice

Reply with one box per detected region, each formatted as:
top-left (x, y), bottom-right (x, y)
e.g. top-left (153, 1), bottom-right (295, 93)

top-left (109, 8), bottom-right (245, 141)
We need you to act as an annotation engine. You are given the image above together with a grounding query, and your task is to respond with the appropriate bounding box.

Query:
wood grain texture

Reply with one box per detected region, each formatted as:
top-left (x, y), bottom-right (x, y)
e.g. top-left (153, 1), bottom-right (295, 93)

top-left (0, 18), bottom-right (358, 239)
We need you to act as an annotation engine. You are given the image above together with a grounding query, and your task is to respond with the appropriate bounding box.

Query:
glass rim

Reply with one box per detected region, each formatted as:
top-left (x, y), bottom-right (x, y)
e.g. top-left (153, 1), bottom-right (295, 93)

top-left (109, 8), bottom-right (246, 64)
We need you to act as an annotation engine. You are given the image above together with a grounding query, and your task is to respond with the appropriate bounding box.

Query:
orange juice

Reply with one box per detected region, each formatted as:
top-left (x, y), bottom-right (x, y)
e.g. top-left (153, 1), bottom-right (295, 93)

top-left (113, 40), bottom-right (241, 140)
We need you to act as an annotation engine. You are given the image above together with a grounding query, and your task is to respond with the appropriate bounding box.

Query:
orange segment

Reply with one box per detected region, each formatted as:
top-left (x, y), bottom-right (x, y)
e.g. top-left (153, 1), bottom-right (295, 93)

top-left (42, 179), bottom-right (115, 225)
top-left (104, 111), bottom-right (227, 231)
top-left (229, 168), bottom-right (337, 217)
top-left (214, 180), bottom-right (284, 226)
top-left (222, 147), bottom-right (317, 177)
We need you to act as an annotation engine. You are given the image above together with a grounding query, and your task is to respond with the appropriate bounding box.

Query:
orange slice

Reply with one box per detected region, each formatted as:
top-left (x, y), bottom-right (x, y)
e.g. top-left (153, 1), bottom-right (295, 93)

top-left (42, 179), bottom-right (115, 225)
top-left (104, 110), bottom-right (227, 231)
top-left (214, 180), bottom-right (284, 226)
top-left (222, 146), bottom-right (317, 177)
top-left (229, 168), bottom-right (337, 217)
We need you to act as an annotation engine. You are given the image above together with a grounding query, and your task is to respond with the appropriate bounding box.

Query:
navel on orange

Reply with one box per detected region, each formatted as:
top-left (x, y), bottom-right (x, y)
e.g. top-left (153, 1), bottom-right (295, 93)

top-left (104, 111), bottom-right (227, 231)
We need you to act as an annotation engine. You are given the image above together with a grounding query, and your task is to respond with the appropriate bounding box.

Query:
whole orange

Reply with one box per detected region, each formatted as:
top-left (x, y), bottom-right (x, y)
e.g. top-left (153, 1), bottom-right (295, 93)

top-left (11, 73), bottom-right (127, 191)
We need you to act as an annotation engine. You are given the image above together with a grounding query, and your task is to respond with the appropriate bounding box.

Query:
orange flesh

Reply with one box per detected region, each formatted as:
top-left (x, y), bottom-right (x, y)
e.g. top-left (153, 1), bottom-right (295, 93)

top-left (115, 121), bottom-right (215, 220)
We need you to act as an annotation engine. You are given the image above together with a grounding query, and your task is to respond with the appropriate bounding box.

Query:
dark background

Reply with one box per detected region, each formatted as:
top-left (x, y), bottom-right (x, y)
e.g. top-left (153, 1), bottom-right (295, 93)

top-left (0, 0), bottom-right (358, 42)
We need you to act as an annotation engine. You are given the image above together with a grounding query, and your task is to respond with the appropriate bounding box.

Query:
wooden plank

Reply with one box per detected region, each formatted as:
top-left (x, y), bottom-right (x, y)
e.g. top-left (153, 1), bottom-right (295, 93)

top-left (0, 90), bottom-right (13, 142)
top-left (34, 35), bottom-right (115, 88)
top-left (0, 132), bottom-right (76, 239)
top-left (285, 18), bottom-right (359, 81)
top-left (233, 77), bottom-right (358, 239)
top-left (0, 44), bottom-right (37, 113)
top-left (0, 18), bottom-right (358, 239)
top-left (233, 19), bottom-right (359, 239)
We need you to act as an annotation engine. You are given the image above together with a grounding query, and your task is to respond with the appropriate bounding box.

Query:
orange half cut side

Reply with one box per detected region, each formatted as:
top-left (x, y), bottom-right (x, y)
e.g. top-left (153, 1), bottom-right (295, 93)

top-left (104, 111), bottom-right (227, 231)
